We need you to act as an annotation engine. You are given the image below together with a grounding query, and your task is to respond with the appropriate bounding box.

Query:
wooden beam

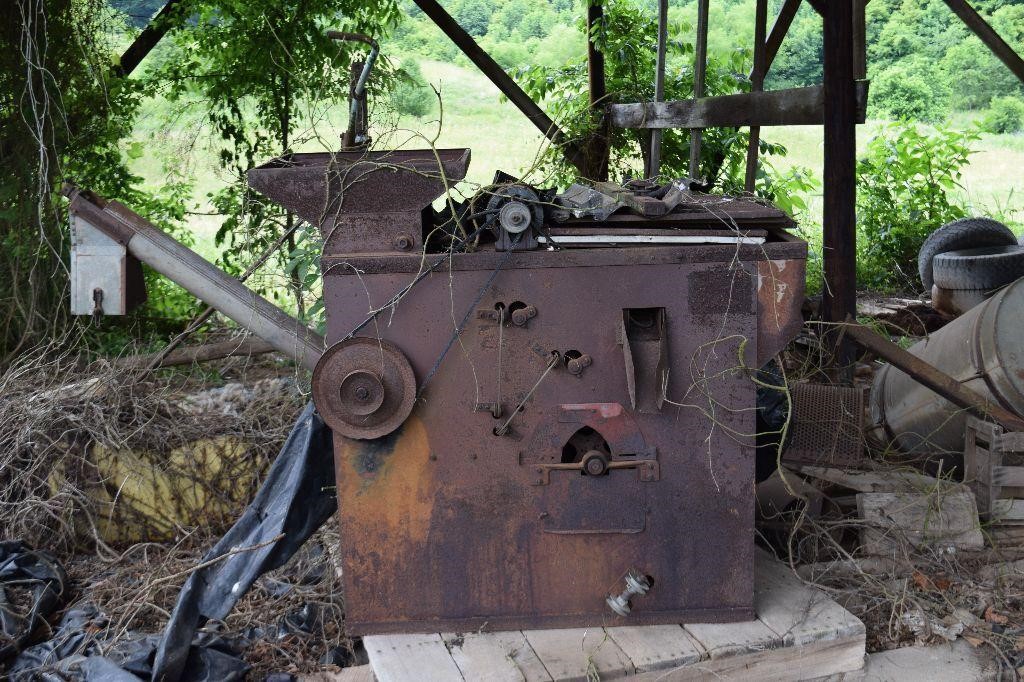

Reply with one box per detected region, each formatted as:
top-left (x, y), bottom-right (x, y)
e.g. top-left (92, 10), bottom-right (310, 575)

top-left (649, 0), bottom-right (669, 178)
top-left (763, 0), bottom-right (805, 74)
top-left (689, 0), bottom-right (710, 178)
top-left (745, 0), bottom-right (769, 192)
top-left (111, 337), bottom-right (277, 370)
top-left (806, 0), bottom-right (826, 16)
top-left (411, 0), bottom-right (585, 173)
top-left (822, 0), bottom-right (858, 378)
top-left (584, 0), bottom-right (610, 180)
top-left (608, 82), bottom-right (867, 129)
top-left (942, 0), bottom-right (1024, 86)
top-left (115, 0), bottom-right (185, 77)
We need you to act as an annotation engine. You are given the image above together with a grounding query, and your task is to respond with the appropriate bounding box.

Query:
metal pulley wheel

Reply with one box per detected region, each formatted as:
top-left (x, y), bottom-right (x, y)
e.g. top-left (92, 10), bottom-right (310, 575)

top-left (312, 337), bottom-right (416, 440)
top-left (486, 185), bottom-right (544, 238)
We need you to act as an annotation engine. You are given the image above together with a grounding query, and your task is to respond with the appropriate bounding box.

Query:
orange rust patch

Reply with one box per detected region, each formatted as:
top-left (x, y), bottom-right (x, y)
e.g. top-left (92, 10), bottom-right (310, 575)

top-left (336, 414), bottom-right (434, 542)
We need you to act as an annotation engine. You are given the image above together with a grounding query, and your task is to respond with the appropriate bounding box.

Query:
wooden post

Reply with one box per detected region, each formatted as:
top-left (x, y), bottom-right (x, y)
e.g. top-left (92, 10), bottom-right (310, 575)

top-left (649, 0), bottom-right (669, 178)
top-left (585, 0), bottom-right (610, 181)
top-left (116, 0), bottom-right (185, 77)
top-left (744, 0), bottom-right (768, 192)
top-left (411, 0), bottom-right (586, 174)
top-left (822, 0), bottom-right (858, 376)
top-left (689, 0), bottom-right (710, 180)
top-left (853, 0), bottom-right (867, 80)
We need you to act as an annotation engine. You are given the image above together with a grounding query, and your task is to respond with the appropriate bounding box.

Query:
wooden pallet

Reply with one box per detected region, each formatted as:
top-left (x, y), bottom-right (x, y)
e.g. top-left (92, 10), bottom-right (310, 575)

top-left (362, 549), bottom-right (865, 681)
top-left (965, 416), bottom-right (1024, 524)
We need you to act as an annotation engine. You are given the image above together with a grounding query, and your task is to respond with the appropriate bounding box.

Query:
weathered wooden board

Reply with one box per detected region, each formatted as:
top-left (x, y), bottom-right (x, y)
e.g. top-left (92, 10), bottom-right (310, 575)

top-left (630, 635), bottom-right (865, 681)
top-left (992, 498), bottom-right (1024, 522)
top-left (754, 550), bottom-right (865, 647)
top-left (857, 491), bottom-right (984, 554)
top-left (522, 628), bottom-right (635, 682)
top-left (682, 619), bottom-right (781, 659)
top-left (604, 625), bottom-right (704, 672)
top-left (365, 633), bottom-right (464, 682)
top-left (854, 638), bottom-right (998, 681)
top-left (299, 664), bottom-right (376, 682)
top-left (608, 82), bottom-right (869, 129)
top-left (441, 631), bottom-right (552, 682)
top-left (362, 550), bottom-right (866, 681)
top-left (794, 465), bottom-right (957, 494)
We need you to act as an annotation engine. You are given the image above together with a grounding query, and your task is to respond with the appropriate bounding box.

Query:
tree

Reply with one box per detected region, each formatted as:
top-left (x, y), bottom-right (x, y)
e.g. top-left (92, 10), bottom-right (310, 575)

top-left (766, 9), bottom-right (822, 90)
top-left (155, 0), bottom-right (400, 317)
top-left (452, 0), bottom-right (491, 37)
top-left (1, 0), bottom-right (190, 362)
top-left (870, 59), bottom-right (951, 123)
top-left (856, 122), bottom-right (976, 290)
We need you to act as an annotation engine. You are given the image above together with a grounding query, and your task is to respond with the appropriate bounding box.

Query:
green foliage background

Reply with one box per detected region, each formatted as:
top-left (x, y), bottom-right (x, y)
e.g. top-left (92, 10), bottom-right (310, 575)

top-left (4, 0), bottom-right (1024, 363)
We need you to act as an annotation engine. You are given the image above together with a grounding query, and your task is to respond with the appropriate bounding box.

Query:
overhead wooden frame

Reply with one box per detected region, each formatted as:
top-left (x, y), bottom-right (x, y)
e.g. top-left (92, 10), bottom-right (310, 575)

top-left (106, 0), bottom-right (1024, 374)
top-left (609, 82), bottom-right (869, 130)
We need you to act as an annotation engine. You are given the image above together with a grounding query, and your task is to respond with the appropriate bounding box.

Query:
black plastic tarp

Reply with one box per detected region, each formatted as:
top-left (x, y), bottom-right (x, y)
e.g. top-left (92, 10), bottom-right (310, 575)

top-left (0, 540), bottom-right (67, 663)
top-left (152, 402), bottom-right (336, 681)
top-left (2, 402), bottom-right (336, 681)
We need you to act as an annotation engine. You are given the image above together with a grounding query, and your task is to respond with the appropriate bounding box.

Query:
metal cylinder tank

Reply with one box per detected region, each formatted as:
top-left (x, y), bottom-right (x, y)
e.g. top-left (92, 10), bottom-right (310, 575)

top-left (871, 277), bottom-right (1024, 454)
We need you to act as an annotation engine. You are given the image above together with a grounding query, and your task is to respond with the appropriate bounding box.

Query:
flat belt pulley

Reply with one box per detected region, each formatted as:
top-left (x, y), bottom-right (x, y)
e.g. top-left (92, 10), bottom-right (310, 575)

top-left (312, 337), bottom-right (416, 440)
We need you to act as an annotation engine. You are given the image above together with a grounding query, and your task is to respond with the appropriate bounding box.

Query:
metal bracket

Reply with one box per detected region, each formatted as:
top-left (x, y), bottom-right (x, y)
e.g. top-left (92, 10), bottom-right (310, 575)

top-left (533, 453), bottom-right (659, 486)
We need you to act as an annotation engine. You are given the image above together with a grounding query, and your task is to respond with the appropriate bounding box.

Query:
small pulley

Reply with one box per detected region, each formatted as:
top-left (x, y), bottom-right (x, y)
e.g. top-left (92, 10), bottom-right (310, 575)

top-left (312, 337), bottom-right (416, 440)
top-left (485, 185), bottom-right (544, 251)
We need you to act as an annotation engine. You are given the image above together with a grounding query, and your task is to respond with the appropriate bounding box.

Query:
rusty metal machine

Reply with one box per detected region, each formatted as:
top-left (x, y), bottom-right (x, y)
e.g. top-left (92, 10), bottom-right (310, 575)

top-left (248, 148), bottom-right (807, 634)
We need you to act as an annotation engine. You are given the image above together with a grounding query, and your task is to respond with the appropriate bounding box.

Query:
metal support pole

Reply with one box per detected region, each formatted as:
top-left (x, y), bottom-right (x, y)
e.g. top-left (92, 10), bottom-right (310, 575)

top-left (585, 0), bottom-right (610, 181)
top-left (689, 0), bottom-right (709, 180)
top-left (648, 0), bottom-right (669, 179)
top-left (744, 0), bottom-right (768, 192)
top-left (822, 1), bottom-right (858, 377)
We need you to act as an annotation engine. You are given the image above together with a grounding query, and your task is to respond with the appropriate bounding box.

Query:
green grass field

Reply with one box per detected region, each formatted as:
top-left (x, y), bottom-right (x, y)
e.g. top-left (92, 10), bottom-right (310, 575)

top-left (129, 58), bottom-right (1024, 267)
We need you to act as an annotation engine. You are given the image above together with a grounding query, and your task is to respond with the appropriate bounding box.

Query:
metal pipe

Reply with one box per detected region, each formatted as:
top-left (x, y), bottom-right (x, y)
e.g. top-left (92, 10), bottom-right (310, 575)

top-left (327, 31), bottom-right (379, 148)
top-left (865, 279), bottom-right (1024, 454)
top-left (64, 187), bottom-right (324, 371)
top-left (649, 0), bottom-right (669, 179)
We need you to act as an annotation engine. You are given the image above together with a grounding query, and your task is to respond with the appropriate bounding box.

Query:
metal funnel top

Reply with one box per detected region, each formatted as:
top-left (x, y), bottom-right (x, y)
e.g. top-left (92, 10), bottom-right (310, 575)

top-left (247, 148), bottom-right (471, 226)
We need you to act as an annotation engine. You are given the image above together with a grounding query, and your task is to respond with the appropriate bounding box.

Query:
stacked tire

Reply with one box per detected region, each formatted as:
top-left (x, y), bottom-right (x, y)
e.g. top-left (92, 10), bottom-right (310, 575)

top-left (918, 218), bottom-right (1024, 316)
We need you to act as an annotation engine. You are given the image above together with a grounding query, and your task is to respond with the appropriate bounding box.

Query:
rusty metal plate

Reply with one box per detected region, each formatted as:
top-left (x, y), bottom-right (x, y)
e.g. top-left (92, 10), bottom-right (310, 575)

top-left (323, 245), bottom-right (806, 634)
top-left (312, 337), bottom-right (416, 440)
top-left (783, 382), bottom-right (865, 467)
top-left (541, 468), bottom-right (646, 534)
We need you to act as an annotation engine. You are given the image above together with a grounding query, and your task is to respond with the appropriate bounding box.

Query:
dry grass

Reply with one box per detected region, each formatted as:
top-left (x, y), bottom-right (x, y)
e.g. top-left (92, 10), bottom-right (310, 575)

top-left (0, 336), bottom-right (349, 677)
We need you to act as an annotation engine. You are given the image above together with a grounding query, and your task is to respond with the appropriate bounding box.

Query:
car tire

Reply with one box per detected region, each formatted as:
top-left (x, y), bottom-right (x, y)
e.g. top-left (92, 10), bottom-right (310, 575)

top-left (917, 217), bottom-right (1017, 291)
top-left (932, 245), bottom-right (1024, 290)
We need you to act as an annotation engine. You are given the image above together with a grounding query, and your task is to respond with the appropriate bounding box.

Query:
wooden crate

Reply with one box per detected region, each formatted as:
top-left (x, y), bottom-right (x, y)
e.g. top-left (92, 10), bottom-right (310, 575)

top-left (362, 549), bottom-right (865, 681)
top-left (964, 416), bottom-right (1024, 524)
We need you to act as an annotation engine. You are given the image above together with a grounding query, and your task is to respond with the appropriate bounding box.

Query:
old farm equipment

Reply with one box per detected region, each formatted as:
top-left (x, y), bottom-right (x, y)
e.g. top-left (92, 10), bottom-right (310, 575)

top-left (247, 148), bottom-right (808, 634)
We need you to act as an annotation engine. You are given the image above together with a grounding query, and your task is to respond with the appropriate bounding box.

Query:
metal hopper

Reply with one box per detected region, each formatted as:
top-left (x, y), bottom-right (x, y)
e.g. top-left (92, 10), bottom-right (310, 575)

top-left (247, 148), bottom-right (471, 255)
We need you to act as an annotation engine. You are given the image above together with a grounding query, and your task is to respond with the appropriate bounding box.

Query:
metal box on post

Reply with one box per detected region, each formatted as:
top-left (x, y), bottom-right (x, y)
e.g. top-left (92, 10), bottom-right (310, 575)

top-left (69, 212), bottom-right (146, 316)
top-left (248, 147), bottom-right (808, 635)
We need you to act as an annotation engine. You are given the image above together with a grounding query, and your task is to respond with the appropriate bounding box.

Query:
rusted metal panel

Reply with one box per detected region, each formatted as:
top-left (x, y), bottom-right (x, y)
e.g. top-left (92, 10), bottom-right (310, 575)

top-left (247, 149), bottom-right (470, 255)
top-left (756, 257), bottom-right (806, 366)
top-left (324, 250), bottom-right (769, 634)
top-left (247, 146), bottom-right (808, 635)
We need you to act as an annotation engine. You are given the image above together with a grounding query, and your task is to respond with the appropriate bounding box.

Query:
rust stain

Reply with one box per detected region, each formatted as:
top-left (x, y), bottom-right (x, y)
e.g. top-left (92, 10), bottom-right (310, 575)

top-left (337, 413), bottom-right (434, 541)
